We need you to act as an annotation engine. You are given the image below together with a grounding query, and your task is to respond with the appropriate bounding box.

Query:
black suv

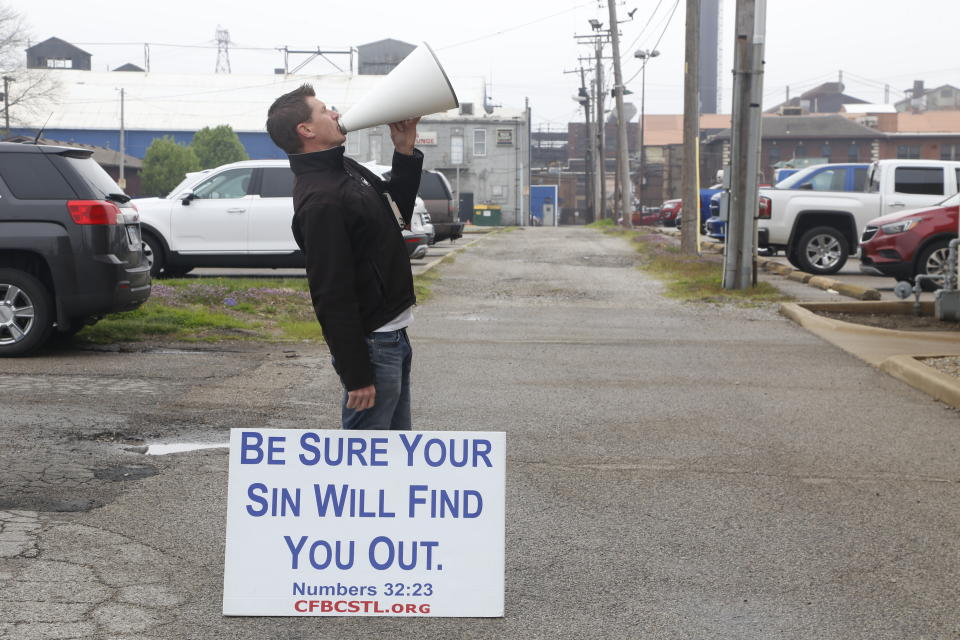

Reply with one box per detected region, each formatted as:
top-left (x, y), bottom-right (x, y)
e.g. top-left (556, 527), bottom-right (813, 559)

top-left (0, 142), bottom-right (150, 355)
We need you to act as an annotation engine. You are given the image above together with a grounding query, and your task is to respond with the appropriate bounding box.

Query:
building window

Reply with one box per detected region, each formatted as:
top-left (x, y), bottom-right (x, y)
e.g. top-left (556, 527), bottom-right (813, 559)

top-left (896, 144), bottom-right (921, 159)
top-left (346, 136), bottom-right (359, 156)
top-left (847, 142), bottom-right (859, 162)
top-left (795, 142), bottom-right (806, 158)
top-left (821, 142), bottom-right (832, 159)
top-left (768, 145), bottom-right (780, 164)
top-left (940, 143), bottom-right (960, 161)
top-left (46, 58), bottom-right (73, 69)
top-left (473, 129), bottom-right (487, 157)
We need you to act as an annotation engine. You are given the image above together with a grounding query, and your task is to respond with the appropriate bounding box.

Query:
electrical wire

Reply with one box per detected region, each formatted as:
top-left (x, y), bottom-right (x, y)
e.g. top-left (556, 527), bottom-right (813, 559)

top-left (623, 0), bottom-right (679, 86)
top-left (436, 2), bottom-right (594, 51)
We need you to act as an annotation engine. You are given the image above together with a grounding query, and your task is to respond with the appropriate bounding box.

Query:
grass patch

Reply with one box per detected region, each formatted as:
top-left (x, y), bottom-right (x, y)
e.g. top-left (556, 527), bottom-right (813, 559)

top-left (77, 270), bottom-right (451, 346)
top-left (586, 219), bottom-right (616, 229)
top-left (630, 233), bottom-right (792, 304)
top-left (413, 270), bottom-right (440, 303)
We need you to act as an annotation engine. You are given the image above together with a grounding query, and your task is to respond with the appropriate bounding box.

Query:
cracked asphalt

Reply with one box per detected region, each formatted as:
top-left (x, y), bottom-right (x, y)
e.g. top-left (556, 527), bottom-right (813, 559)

top-left (1, 226), bottom-right (958, 639)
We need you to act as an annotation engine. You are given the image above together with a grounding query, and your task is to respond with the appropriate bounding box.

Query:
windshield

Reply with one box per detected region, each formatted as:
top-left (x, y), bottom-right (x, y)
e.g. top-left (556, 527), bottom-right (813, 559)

top-left (773, 166), bottom-right (820, 189)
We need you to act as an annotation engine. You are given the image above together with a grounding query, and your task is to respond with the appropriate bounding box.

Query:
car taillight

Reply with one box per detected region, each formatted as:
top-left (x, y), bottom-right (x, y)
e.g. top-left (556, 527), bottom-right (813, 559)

top-left (67, 200), bottom-right (121, 225)
top-left (757, 196), bottom-right (771, 219)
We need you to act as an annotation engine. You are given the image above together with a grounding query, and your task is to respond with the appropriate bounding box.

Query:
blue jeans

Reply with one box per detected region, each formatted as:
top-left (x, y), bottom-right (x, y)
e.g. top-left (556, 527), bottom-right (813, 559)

top-left (341, 328), bottom-right (412, 430)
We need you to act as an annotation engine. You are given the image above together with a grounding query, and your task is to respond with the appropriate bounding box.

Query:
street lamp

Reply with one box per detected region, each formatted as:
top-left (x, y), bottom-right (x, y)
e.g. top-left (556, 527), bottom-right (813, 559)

top-left (633, 49), bottom-right (659, 211)
top-left (588, 19), bottom-right (603, 30)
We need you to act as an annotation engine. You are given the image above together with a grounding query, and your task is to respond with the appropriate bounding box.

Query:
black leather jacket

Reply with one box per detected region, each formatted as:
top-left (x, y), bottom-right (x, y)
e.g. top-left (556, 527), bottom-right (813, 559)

top-left (290, 146), bottom-right (423, 391)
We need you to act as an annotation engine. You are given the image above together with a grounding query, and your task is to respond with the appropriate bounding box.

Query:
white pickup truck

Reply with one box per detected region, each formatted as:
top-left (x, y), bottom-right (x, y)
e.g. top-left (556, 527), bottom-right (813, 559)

top-left (757, 159), bottom-right (960, 274)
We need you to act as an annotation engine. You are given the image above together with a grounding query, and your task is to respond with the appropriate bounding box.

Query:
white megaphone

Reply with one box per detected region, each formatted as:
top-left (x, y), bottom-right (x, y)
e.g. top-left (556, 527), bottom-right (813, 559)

top-left (337, 42), bottom-right (459, 134)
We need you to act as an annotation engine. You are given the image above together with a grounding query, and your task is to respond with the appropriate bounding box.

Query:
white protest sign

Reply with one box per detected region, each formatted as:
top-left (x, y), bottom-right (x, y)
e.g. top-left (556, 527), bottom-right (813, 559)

top-left (222, 429), bottom-right (505, 617)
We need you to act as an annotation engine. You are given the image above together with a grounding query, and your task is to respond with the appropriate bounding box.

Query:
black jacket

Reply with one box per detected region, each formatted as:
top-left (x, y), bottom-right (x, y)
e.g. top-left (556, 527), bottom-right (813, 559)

top-left (290, 146), bottom-right (423, 391)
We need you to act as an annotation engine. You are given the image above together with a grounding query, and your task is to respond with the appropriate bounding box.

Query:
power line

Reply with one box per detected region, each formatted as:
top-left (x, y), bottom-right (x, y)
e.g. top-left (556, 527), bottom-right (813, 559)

top-left (623, 0), bottom-right (680, 85)
top-left (436, 2), bottom-right (593, 51)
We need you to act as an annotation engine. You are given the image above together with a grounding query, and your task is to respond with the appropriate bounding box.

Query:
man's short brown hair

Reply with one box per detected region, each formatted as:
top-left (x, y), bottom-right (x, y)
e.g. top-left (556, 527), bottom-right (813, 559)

top-left (266, 84), bottom-right (315, 154)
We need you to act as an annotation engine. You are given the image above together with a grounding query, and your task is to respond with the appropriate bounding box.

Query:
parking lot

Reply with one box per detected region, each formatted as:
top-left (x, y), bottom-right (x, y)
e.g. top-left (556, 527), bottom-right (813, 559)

top-left (2, 227), bottom-right (958, 639)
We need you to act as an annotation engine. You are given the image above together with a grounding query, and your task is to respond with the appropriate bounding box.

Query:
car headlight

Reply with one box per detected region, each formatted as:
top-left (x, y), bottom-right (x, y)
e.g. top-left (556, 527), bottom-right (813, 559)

top-left (880, 219), bottom-right (920, 234)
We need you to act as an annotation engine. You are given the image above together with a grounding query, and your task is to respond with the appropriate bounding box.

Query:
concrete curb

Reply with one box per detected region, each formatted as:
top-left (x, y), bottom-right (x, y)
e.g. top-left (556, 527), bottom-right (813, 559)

top-left (757, 257), bottom-right (882, 301)
top-left (418, 228), bottom-right (505, 275)
top-left (880, 355), bottom-right (960, 409)
top-left (780, 301), bottom-right (960, 409)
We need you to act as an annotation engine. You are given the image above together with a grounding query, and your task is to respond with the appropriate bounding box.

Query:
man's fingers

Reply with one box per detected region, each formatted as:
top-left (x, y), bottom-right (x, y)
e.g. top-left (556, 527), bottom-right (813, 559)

top-left (346, 386), bottom-right (376, 411)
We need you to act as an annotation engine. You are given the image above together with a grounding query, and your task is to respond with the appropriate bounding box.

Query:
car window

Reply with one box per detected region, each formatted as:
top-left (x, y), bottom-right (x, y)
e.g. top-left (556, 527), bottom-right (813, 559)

top-left (0, 153), bottom-right (75, 199)
top-left (419, 171), bottom-right (452, 200)
top-left (853, 168), bottom-right (868, 191)
top-left (894, 167), bottom-right (944, 195)
top-left (866, 166), bottom-right (881, 193)
top-left (62, 156), bottom-right (124, 199)
top-left (193, 168), bottom-right (253, 199)
top-left (808, 168), bottom-right (846, 191)
top-left (259, 167), bottom-right (293, 198)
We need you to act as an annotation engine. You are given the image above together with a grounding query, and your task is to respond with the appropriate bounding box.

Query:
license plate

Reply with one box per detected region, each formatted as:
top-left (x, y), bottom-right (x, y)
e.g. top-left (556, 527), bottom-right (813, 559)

top-left (126, 225), bottom-right (141, 247)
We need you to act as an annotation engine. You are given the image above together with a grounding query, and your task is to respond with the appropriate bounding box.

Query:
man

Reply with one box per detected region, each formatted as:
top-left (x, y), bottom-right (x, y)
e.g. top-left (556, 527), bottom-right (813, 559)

top-left (266, 84), bottom-right (422, 430)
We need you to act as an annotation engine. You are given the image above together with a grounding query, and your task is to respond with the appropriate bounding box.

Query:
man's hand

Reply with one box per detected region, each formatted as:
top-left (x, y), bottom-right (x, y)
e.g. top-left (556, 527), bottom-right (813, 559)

top-left (389, 117), bottom-right (421, 156)
top-left (346, 384), bottom-right (376, 411)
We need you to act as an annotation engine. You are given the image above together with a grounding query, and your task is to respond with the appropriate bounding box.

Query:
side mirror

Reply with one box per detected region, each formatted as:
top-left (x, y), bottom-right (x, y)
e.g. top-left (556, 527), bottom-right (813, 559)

top-left (181, 192), bottom-right (197, 205)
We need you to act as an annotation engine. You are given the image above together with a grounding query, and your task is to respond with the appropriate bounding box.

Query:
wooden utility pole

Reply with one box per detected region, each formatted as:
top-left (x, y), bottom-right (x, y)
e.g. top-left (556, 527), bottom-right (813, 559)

top-left (722, 0), bottom-right (766, 289)
top-left (608, 0), bottom-right (633, 227)
top-left (595, 42), bottom-right (606, 220)
top-left (680, 0), bottom-right (701, 254)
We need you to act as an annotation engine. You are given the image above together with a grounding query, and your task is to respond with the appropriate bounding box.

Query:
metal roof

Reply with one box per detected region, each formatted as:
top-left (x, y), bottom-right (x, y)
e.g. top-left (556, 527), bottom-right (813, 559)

top-left (17, 69), bottom-right (522, 133)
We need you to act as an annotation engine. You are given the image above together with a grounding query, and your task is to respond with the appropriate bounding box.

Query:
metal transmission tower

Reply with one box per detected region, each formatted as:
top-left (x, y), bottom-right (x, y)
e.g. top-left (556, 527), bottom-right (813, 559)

top-left (215, 26), bottom-right (232, 74)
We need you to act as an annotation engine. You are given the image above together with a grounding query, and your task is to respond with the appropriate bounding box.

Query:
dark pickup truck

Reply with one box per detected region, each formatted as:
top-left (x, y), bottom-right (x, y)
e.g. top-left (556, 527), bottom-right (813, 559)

top-left (0, 142), bottom-right (151, 355)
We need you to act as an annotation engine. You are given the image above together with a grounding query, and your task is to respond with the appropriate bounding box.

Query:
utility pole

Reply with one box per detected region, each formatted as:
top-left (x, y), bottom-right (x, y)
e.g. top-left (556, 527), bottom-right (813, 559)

top-left (580, 67), bottom-right (594, 223)
top-left (680, 0), bottom-right (701, 254)
top-left (595, 41), bottom-right (606, 220)
top-left (607, 0), bottom-right (633, 227)
top-left (566, 64), bottom-right (595, 222)
top-left (119, 88), bottom-right (126, 190)
top-left (577, 21), bottom-right (609, 220)
top-left (2, 76), bottom-right (12, 132)
top-left (722, 0), bottom-right (767, 289)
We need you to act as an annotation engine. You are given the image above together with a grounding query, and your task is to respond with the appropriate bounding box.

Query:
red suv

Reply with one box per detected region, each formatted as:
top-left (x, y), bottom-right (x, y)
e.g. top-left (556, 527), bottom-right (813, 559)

top-left (859, 193), bottom-right (958, 286)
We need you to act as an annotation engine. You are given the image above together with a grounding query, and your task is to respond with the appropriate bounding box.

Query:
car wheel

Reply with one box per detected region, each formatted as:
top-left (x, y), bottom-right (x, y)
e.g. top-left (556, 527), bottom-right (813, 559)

top-left (916, 239), bottom-right (951, 292)
top-left (141, 233), bottom-right (165, 278)
top-left (795, 226), bottom-right (848, 275)
top-left (0, 268), bottom-right (54, 356)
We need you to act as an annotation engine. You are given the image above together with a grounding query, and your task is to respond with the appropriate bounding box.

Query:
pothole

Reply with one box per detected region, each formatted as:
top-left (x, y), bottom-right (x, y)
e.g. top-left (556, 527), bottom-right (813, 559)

top-left (77, 431), bottom-right (146, 445)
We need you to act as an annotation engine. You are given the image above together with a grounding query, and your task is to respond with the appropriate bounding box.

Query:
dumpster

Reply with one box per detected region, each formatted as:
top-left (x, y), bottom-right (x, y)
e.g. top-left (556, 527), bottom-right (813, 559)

top-left (473, 204), bottom-right (502, 226)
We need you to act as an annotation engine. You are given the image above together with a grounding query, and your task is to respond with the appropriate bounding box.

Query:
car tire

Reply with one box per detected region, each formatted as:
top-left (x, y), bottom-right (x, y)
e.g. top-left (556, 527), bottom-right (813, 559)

top-left (916, 239), bottom-right (951, 292)
top-left (795, 226), bottom-right (848, 275)
top-left (163, 266), bottom-right (194, 278)
top-left (141, 232), bottom-right (165, 278)
top-left (0, 268), bottom-right (54, 356)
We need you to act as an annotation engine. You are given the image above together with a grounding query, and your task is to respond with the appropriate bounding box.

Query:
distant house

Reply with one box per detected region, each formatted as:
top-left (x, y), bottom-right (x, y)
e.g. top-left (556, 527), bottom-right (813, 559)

top-left (767, 82), bottom-right (868, 115)
top-left (895, 81), bottom-right (960, 112)
top-left (26, 37), bottom-right (91, 70)
top-left (113, 63), bottom-right (146, 72)
top-left (705, 115), bottom-right (883, 184)
top-left (357, 39), bottom-right (416, 75)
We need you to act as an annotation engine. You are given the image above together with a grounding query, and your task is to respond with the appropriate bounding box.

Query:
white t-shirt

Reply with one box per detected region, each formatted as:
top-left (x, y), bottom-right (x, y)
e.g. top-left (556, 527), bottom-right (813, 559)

top-left (374, 307), bottom-right (413, 332)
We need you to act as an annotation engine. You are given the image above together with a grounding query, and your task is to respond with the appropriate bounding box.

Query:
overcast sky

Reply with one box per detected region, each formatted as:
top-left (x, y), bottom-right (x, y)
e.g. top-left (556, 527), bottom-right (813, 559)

top-left (10, 0), bottom-right (959, 129)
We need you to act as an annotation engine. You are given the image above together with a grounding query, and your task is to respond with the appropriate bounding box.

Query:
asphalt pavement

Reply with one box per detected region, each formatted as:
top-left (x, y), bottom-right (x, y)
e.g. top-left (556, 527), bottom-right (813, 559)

top-left (1, 226), bottom-right (958, 639)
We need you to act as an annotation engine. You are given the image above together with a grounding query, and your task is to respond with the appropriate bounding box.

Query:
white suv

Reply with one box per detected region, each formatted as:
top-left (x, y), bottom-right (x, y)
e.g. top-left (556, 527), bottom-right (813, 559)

top-left (135, 159), bottom-right (429, 277)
